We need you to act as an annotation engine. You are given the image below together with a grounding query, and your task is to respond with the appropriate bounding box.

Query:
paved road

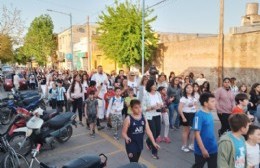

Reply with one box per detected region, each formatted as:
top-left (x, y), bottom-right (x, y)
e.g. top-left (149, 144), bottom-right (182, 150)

top-left (0, 88), bottom-right (222, 168)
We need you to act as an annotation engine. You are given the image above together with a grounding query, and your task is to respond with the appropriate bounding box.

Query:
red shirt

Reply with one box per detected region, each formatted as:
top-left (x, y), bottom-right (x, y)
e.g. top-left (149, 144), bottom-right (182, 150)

top-left (104, 91), bottom-right (115, 109)
top-left (232, 106), bottom-right (244, 114)
top-left (86, 86), bottom-right (97, 99)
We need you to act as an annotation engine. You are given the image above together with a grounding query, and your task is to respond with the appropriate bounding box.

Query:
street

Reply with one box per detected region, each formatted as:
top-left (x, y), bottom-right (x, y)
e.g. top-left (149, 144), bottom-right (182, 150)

top-left (0, 89), bottom-right (222, 168)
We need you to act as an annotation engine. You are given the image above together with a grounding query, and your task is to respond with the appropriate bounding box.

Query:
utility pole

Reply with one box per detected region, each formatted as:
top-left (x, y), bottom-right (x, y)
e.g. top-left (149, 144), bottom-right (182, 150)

top-left (70, 13), bottom-right (74, 70)
top-left (87, 16), bottom-right (91, 71)
top-left (141, 0), bottom-right (145, 75)
top-left (218, 0), bottom-right (224, 87)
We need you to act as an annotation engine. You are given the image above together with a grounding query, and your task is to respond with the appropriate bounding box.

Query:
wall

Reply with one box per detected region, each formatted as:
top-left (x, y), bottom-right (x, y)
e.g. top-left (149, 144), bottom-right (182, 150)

top-left (156, 31), bottom-right (260, 90)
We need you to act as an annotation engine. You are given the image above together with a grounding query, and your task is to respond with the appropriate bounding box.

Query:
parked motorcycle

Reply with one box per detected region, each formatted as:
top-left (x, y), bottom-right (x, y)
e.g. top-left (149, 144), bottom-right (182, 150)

top-left (9, 108), bottom-right (76, 156)
top-left (29, 144), bottom-right (107, 168)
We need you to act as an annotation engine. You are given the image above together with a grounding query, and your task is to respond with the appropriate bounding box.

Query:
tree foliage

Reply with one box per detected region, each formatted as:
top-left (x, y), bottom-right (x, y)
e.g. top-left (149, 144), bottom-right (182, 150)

top-left (22, 14), bottom-right (56, 65)
top-left (0, 34), bottom-right (13, 63)
top-left (97, 1), bottom-right (158, 67)
top-left (0, 4), bottom-right (25, 45)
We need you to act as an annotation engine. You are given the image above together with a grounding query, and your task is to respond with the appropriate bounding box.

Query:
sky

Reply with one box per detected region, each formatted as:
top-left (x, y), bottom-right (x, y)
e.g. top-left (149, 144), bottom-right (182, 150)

top-left (1, 0), bottom-right (259, 34)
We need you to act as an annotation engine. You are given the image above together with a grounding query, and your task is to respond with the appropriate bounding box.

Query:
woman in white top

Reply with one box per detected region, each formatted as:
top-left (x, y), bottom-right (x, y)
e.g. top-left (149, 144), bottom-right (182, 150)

top-left (67, 74), bottom-right (84, 126)
top-left (127, 71), bottom-right (138, 95)
top-left (137, 75), bottom-right (148, 101)
top-left (157, 74), bottom-right (168, 89)
top-left (142, 79), bottom-right (163, 159)
top-left (178, 84), bottom-right (198, 152)
top-left (81, 74), bottom-right (89, 99)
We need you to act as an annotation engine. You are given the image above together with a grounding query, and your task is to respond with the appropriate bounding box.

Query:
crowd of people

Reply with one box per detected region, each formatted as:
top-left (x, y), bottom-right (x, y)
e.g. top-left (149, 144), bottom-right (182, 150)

top-left (14, 66), bottom-right (260, 168)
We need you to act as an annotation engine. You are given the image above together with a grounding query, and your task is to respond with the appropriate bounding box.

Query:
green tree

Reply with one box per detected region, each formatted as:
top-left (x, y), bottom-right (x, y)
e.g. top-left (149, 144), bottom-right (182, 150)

top-left (22, 14), bottom-right (55, 65)
top-left (0, 34), bottom-right (13, 63)
top-left (97, 1), bottom-right (158, 67)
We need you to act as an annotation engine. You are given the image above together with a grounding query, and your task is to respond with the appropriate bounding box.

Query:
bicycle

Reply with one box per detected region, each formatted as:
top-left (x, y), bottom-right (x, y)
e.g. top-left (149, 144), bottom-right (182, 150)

top-left (0, 114), bottom-right (29, 168)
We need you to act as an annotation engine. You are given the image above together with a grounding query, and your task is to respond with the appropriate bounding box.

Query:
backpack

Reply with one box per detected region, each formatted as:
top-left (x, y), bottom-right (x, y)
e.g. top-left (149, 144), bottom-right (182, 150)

top-left (112, 96), bottom-right (124, 105)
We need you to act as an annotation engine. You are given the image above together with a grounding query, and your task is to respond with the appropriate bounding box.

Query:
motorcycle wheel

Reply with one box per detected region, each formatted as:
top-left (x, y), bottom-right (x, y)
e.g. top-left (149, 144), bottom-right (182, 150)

top-left (0, 107), bottom-right (12, 125)
top-left (56, 125), bottom-right (73, 143)
top-left (8, 132), bottom-right (33, 156)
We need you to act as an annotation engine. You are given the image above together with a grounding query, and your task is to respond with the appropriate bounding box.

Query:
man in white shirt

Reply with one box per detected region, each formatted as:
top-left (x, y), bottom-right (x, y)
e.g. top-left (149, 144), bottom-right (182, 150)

top-left (13, 71), bottom-right (20, 90)
top-left (91, 65), bottom-right (108, 124)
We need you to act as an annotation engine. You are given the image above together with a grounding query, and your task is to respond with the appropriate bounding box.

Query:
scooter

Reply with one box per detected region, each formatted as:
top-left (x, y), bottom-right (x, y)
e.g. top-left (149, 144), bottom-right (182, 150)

top-left (7, 107), bottom-right (59, 155)
top-left (9, 108), bottom-right (76, 156)
top-left (30, 144), bottom-right (107, 168)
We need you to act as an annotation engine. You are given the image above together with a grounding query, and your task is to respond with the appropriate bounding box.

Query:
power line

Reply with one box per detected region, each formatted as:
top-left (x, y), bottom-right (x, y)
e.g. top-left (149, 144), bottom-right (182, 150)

top-left (147, 0), bottom-right (172, 9)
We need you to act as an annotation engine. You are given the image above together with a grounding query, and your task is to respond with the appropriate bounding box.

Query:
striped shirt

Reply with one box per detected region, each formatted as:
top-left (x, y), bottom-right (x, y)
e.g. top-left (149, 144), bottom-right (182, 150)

top-left (57, 86), bottom-right (66, 101)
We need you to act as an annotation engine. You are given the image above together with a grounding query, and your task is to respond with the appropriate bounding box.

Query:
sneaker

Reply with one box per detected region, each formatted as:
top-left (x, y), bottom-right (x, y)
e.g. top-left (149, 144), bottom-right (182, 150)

top-left (152, 154), bottom-right (159, 160)
top-left (156, 136), bottom-right (162, 143)
top-left (170, 126), bottom-right (174, 129)
top-left (164, 137), bottom-right (171, 143)
top-left (188, 144), bottom-right (194, 151)
top-left (97, 126), bottom-right (105, 130)
top-left (91, 133), bottom-right (95, 138)
top-left (79, 121), bottom-right (84, 127)
top-left (181, 146), bottom-right (190, 152)
top-left (113, 133), bottom-right (119, 140)
top-left (107, 123), bottom-right (112, 128)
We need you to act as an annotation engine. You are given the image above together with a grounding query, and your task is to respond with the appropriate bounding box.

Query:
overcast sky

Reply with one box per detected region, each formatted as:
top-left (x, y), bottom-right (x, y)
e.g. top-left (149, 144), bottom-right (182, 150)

top-left (1, 0), bottom-right (259, 34)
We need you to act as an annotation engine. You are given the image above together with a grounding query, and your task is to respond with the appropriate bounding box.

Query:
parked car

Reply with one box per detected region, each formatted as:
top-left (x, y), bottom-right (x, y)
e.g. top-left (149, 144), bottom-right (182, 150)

top-left (2, 65), bottom-right (14, 75)
top-left (3, 73), bottom-right (27, 91)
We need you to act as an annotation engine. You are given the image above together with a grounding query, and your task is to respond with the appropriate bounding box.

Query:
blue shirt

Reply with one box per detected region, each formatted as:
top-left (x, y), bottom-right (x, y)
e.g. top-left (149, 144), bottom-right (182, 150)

top-left (126, 115), bottom-right (146, 153)
top-left (228, 132), bottom-right (246, 168)
top-left (193, 110), bottom-right (218, 155)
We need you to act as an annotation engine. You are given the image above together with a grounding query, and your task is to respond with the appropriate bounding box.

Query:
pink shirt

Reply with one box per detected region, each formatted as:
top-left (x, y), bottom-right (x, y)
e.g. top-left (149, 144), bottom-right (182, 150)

top-left (215, 87), bottom-right (235, 114)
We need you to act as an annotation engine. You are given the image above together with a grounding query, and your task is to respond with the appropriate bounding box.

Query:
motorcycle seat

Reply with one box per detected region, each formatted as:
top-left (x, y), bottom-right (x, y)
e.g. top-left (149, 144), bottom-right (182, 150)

top-left (42, 110), bottom-right (59, 122)
top-left (47, 112), bottom-right (74, 129)
top-left (22, 96), bottom-right (41, 106)
top-left (62, 155), bottom-right (100, 168)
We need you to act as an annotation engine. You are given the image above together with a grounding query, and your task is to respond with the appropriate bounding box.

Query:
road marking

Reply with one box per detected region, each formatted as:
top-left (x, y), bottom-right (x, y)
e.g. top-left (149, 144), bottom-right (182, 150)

top-left (71, 132), bottom-right (87, 138)
top-left (97, 131), bottom-right (157, 168)
top-left (106, 149), bottom-right (122, 156)
top-left (40, 139), bottom-right (105, 158)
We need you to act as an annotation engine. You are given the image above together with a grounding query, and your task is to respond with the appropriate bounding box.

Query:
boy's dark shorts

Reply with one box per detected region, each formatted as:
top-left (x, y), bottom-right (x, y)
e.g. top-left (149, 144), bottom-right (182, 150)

top-left (88, 113), bottom-right (97, 124)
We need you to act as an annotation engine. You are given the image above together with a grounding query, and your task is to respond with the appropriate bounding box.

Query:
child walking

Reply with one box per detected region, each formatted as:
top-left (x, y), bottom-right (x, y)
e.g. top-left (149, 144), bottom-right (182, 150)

top-left (125, 88), bottom-right (137, 115)
top-left (49, 83), bottom-right (58, 109)
top-left (217, 113), bottom-right (250, 168)
top-left (84, 91), bottom-right (98, 137)
top-left (56, 79), bottom-right (66, 113)
top-left (106, 87), bottom-right (124, 140)
top-left (179, 84), bottom-right (198, 152)
top-left (122, 99), bottom-right (160, 163)
top-left (232, 93), bottom-right (254, 121)
top-left (157, 86), bottom-right (174, 143)
top-left (192, 93), bottom-right (218, 168)
top-left (245, 125), bottom-right (260, 168)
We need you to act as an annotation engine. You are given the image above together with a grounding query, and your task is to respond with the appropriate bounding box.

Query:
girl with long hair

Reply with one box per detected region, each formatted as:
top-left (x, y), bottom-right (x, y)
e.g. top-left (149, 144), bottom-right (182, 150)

top-left (178, 84), bottom-right (198, 152)
top-left (67, 74), bottom-right (84, 126)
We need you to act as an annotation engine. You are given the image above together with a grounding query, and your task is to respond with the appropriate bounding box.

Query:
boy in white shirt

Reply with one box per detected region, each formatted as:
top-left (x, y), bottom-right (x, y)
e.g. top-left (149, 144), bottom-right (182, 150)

top-left (106, 87), bottom-right (124, 140)
top-left (246, 125), bottom-right (260, 168)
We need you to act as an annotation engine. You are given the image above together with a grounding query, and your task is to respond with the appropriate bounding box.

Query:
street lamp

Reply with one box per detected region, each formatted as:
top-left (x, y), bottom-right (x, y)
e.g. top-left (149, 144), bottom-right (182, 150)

top-left (141, 0), bottom-right (145, 75)
top-left (47, 9), bottom-right (74, 70)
